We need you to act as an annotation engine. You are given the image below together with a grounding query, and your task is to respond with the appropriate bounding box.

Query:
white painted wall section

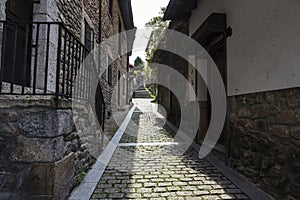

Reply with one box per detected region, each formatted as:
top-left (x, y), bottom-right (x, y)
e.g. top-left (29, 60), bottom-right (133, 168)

top-left (189, 0), bottom-right (300, 96)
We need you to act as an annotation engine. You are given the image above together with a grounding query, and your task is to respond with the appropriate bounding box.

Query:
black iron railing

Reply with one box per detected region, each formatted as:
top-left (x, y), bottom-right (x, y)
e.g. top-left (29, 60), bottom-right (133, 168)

top-left (0, 21), bottom-right (105, 129)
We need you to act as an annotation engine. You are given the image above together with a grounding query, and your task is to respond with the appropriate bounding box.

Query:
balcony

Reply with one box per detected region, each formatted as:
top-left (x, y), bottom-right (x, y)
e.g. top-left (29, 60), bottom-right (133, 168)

top-left (0, 21), bottom-right (105, 128)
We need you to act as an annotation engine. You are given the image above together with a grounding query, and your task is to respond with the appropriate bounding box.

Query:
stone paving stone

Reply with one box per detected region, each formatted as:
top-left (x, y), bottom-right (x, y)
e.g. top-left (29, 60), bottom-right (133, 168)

top-left (90, 101), bottom-right (250, 199)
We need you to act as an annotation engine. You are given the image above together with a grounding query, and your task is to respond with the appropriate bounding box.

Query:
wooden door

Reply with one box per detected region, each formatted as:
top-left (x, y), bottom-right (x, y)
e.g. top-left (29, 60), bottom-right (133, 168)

top-left (208, 41), bottom-right (226, 145)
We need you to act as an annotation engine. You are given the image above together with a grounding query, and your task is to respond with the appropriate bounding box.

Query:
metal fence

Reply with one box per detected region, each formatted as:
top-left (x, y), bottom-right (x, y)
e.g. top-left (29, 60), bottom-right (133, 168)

top-left (0, 20), bottom-right (105, 129)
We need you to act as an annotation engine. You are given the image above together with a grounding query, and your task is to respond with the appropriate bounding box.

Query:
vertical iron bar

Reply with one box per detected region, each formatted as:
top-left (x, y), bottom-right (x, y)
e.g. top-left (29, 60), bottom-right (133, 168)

top-left (86, 52), bottom-right (90, 99)
top-left (78, 47), bottom-right (82, 99)
top-left (74, 41), bottom-right (80, 98)
top-left (80, 48), bottom-right (85, 99)
top-left (79, 46), bottom-right (83, 98)
top-left (10, 23), bottom-right (18, 94)
top-left (22, 23), bottom-right (29, 94)
top-left (76, 45), bottom-right (82, 99)
top-left (70, 37), bottom-right (75, 98)
top-left (55, 24), bottom-right (62, 100)
top-left (102, 99), bottom-right (105, 130)
top-left (44, 23), bottom-right (51, 94)
top-left (83, 52), bottom-right (86, 99)
top-left (62, 30), bottom-right (67, 96)
top-left (88, 60), bottom-right (91, 99)
top-left (33, 23), bottom-right (40, 94)
top-left (0, 22), bottom-right (7, 94)
top-left (66, 32), bottom-right (72, 97)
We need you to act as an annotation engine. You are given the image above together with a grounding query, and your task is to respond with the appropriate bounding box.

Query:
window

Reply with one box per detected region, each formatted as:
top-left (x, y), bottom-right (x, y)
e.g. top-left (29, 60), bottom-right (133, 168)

top-left (3, 0), bottom-right (33, 86)
top-left (109, 0), bottom-right (113, 19)
top-left (84, 20), bottom-right (94, 51)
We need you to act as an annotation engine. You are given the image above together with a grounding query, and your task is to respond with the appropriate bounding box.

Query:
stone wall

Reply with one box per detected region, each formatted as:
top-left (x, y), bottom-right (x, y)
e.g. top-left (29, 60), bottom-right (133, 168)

top-left (55, 0), bottom-right (129, 116)
top-left (0, 0), bottom-right (5, 72)
top-left (100, 0), bottom-right (129, 115)
top-left (229, 87), bottom-right (300, 199)
top-left (55, 0), bottom-right (102, 42)
top-left (0, 0), bottom-right (5, 20)
top-left (0, 99), bottom-right (103, 200)
top-left (33, 0), bottom-right (129, 115)
top-left (0, 1), bottom-right (131, 199)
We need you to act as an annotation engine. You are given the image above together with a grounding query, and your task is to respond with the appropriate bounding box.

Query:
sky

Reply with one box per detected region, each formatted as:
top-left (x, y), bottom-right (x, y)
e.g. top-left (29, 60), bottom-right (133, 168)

top-left (129, 0), bottom-right (170, 64)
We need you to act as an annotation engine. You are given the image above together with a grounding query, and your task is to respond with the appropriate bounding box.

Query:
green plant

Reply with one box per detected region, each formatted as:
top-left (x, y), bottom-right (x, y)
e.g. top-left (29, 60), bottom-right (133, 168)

top-left (144, 84), bottom-right (157, 100)
top-left (76, 170), bottom-right (88, 185)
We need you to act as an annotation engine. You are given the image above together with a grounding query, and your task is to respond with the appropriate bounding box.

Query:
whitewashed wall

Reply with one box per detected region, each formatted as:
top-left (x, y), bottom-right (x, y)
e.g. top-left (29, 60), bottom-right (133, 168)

top-left (189, 0), bottom-right (300, 96)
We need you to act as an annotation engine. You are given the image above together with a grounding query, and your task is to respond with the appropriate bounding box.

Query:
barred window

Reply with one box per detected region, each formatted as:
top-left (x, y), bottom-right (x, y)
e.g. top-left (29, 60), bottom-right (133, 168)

top-left (84, 20), bottom-right (94, 51)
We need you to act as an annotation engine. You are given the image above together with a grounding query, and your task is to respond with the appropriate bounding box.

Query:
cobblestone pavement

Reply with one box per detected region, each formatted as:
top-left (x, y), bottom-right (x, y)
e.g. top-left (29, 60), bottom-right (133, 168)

top-left (90, 99), bottom-right (250, 200)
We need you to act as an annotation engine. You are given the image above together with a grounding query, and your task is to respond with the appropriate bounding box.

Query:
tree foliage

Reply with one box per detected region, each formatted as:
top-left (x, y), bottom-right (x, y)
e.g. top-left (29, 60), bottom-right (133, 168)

top-left (134, 56), bottom-right (144, 67)
top-left (145, 7), bottom-right (169, 61)
top-left (145, 7), bottom-right (168, 29)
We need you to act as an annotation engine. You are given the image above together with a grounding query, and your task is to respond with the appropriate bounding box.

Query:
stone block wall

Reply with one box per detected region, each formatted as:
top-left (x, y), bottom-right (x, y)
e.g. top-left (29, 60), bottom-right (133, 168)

top-left (100, 0), bottom-right (129, 115)
top-left (0, 0), bottom-right (5, 72)
top-left (229, 87), bottom-right (300, 199)
top-left (1, 0), bottom-right (130, 112)
top-left (0, 0), bottom-right (5, 20)
top-left (0, 99), bottom-right (102, 199)
top-left (55, 0), bottom-right (130, 116)
top-left (55, 0), bottom-right (100, 43)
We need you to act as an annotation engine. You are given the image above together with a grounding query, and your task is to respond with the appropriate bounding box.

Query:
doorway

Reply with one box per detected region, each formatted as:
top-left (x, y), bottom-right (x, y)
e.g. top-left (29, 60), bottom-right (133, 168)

top-left (2, 0), bottom-right (33, 86)
top-left (207, 39), bottom-right (226, 146)
top-left (192, 13), bottom-right (228, 150)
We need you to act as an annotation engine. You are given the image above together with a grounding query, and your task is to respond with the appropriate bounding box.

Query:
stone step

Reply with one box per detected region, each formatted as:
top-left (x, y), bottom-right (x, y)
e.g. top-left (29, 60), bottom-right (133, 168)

top-left (133, 90), bottom-right (151, 98)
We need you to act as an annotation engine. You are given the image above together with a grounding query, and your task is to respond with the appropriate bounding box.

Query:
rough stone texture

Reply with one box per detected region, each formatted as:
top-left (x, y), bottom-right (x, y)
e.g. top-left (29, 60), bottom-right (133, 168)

top-left (18, 109), bottom-right (75, 138)
top-left (0, 99), bottom-right (103, 199)
top-left (100, 0), bottom-right (130, 116)
top-left (229, 87), bottom-right (300, 200)
top-left (54, 0), bottom-right (130, 117)
top-left (32, 1), bottom-right (60, 92)
top-left (53, 153), bottom-right (76, 199)
top-left (1, 0), bottom-right (130, 113)
top-left (10, 135), bottom-right (65, 162)
top-left (21, 153), bottom-right (74, 199)
top-left (0, 0), bottom-right (5, 20)
top-left (55, 0), bottom-right (85, 40)
top-left (0, 0), bottom-right (4, 67)
top-left (68, 100), bottom-right (104, 184)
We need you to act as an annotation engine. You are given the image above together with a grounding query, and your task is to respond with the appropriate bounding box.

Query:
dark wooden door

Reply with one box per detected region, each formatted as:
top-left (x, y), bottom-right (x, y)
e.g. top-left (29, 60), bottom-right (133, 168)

top-left (3, 0), bottom-right (32, 86)
top-left (208, 41), bottom-right (226, 145)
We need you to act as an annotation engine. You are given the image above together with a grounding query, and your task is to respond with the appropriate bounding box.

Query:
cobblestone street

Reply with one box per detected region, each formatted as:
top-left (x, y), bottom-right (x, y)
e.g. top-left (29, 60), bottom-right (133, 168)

top-left (90, 99), bottom-right (250, 200)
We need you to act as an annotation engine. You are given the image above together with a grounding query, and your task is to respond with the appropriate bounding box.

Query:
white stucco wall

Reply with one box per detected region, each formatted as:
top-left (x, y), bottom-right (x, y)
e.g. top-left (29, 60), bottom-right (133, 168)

top-left (189, 0), bottom-right (300, 96)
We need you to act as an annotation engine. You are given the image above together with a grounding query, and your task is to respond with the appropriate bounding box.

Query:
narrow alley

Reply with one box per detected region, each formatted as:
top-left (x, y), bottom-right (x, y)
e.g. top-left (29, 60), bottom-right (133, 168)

top-left (89, 98), bottom-right (250, 200)
top-left (0, 0), bottom-right (299, 199)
